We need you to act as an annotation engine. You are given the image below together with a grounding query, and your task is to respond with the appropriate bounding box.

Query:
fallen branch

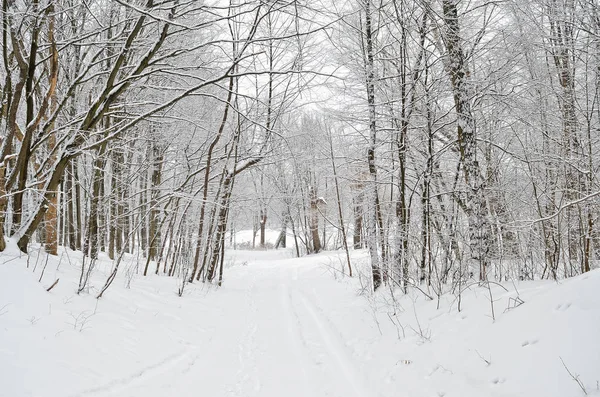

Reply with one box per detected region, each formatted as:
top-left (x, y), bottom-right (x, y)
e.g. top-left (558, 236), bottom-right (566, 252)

top-left (46, 278), bottom-right (59, 292)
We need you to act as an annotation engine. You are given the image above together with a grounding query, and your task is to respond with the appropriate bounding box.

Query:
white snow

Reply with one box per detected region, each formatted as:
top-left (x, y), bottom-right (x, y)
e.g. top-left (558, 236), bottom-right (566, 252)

top-left (1, 238), bottom-right (599, 397)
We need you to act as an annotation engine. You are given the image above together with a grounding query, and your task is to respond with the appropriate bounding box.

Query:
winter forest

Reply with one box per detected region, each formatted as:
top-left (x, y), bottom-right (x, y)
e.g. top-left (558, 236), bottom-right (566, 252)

top-left (1, 0), bottom-right (600, 396)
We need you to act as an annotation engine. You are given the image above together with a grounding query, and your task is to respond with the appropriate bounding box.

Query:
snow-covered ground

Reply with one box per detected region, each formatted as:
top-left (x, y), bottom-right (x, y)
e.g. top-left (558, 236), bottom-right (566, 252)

top-left (1, 238), bottom-right (599, 397)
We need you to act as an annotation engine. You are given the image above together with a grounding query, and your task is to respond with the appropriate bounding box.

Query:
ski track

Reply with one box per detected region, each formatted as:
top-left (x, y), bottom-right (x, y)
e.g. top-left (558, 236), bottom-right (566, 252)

top-left (294, 288), bottom-right (376, 397)
top-left (72, 264), bottom-right (373, 397)
top-left (73, 348), bottom-right (199, 397)
top-left (279, 271), bottom-right (317, 396)
top-left (230, 270), bottom-right (261, 397)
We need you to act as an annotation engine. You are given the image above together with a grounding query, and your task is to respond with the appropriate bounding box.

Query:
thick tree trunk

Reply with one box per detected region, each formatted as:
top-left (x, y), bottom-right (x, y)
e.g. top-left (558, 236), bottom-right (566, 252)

top-left (44, 8), bottom-right (59, 255)
top-left (44, 158), bottom-right (59, 255)
top-left (148, 142), bottom-right (163, 261)
top-left (11, 1), bottom-right (41, 234)
top-left (442, 0), bottom-right (490, 281)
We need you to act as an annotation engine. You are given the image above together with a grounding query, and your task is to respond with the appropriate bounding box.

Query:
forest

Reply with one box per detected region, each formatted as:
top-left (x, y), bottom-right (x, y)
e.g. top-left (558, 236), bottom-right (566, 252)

top-left (1, 0), bottom-right (599, 295)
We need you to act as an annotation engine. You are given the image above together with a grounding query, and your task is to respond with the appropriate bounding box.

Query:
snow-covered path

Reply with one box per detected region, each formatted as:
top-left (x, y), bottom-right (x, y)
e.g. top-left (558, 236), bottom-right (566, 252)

top-left (74, 258), bottom-right (375, 397)
top-left (2, 246), bottom-right (384, 397)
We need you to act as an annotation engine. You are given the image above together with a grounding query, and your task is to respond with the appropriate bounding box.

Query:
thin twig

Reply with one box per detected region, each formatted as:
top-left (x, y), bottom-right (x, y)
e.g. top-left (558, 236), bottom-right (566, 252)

top-left (560, 357), bottom-right (588, 395)
top-left (475, 349), bottom-right (491, 366)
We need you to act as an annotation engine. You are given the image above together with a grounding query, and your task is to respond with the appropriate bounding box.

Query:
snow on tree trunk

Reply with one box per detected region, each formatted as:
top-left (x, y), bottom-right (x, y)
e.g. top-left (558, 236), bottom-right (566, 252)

top-left (363, 0), bottom-right (382, 290)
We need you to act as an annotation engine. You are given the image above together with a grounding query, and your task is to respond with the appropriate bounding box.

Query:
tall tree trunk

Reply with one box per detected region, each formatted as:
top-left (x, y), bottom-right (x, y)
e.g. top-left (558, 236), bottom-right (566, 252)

top-left (546, 0), bottom-right (582, 272)
top-left (64, 165), bottom-right (75, 251)
top-left (148, 141), bottom-right (163, 260)
top-left (139, 161), bottom-right (148, 256)
top-left (0, 0), bottom-right (13, 252)
top-left (84, 143), bottom-right (108, 259)
top-left (108, 158), bottom-right (117, 260)
top-left (108, 148), bottom-right (124, 260)
top-left (11, 0), bottom-right (41, 234)
top-left (43, 5), bottom-right (59, 255)
top-left (363, 0), bottom-right (382, 290)
top-left (44, 133), bottom-right (59, 255)
top-left (420, 77), bottom-right (434, 286)
top-left (74, 160), bottom-right (83, 250)
top-left (441, 0), bottom-right (490, 280)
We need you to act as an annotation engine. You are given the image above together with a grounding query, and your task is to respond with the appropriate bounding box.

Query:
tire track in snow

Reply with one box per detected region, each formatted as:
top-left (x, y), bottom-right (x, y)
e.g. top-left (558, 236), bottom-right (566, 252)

top-left (295, 290), bottom-right (376, 397)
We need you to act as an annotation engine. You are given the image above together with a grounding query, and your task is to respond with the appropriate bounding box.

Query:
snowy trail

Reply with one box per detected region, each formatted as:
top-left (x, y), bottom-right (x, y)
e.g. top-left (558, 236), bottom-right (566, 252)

top-left (294, 290), bottom-right (375, 397)
top-left (220, 262), bottom-right (376, 397)
top-left (67, 258), bottom-right (373, 397)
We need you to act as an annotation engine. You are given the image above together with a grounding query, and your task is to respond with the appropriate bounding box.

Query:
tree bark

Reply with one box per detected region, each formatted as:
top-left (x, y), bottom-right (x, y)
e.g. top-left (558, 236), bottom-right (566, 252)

top-left (363, 0), bottom-right (382, 290)
top-left (441, 0), bottom-right (491, 281)
top-left (84, 144), bottom-right (108, 259)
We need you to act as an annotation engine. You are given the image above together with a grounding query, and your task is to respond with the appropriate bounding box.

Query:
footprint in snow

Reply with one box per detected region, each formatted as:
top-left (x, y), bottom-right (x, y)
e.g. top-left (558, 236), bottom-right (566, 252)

top-left (521, 339), bottom-right (539, 347)
top-left (491, 377), bottom-right (506, 385)
top-left (555, 302), bottom-right (572, 311)
top-left (121, 321), bottom-right (136, 330)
